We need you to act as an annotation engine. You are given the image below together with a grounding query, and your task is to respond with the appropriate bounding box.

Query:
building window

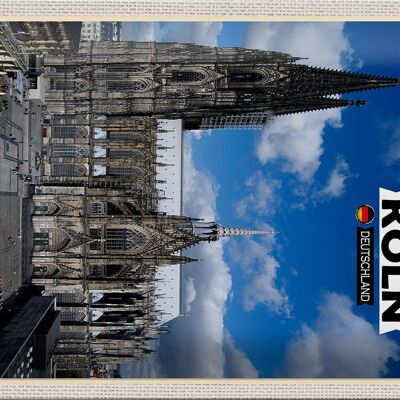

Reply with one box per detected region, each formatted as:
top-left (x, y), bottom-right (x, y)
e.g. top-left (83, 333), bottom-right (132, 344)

top-left (107, 167), bottom-right (143, 177)
top-left (52, 145), bottom-right (86, 158)
top-left (170, 70), bottom-right (204, 83)
top-left (105, 228), bottom-right (147, 251)
top-left (108, 149), bottom-right (145, 159)
top-left (229, 72), bottom-right (264, 83)
top-left (106, 80), bottom-right (145, 91)
top-left (108, 132), bottom-right (142, 141)
top-left (52, 126), bottom-right (80, 139)
top-left (52, 163), bottom-right (86, 177)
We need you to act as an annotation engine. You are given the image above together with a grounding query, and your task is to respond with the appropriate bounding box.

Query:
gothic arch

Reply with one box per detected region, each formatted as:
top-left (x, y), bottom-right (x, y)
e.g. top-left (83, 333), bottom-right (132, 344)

top-left (168, 66), bottom-right (222, 86)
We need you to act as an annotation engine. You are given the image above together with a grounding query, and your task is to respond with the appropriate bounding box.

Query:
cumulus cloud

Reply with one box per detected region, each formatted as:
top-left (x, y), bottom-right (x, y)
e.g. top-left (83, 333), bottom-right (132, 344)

top-left (245, 22), bottom-right (354, 69)
top-left (382, 121), bottom-right (400, 166)
top-left (245, 22), bottom-right (357, 181)
top-left (121, 136), bottom-right (257, 377)
top-left (235, 171), bottom-right (280, 219)
top-left (256, 111), bottom-right (343, 180)
top-left (122, 22), bottom-right (222, 46)
top-left (315, 155), bottom-right (355, 201)
top-left (223, 331), bottom-right (259, 378)
top-left (230, 234), bottom-right (291, 316)
top-left (154, 137), bottom-right (258, 377)
top-left (283, 292), bottom-right (399, 377)
top-left (183, 277), bottom-right (197, 313)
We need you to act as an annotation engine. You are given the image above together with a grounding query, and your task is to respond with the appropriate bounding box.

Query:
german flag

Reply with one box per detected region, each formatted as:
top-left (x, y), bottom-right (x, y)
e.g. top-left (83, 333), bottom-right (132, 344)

top-left (356, 205), bottom-right (375, 224)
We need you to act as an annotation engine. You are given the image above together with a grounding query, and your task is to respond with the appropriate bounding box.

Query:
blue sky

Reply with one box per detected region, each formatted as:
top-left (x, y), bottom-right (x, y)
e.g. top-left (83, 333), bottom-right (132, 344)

top-left (121, 22), bottom-right (400, 378)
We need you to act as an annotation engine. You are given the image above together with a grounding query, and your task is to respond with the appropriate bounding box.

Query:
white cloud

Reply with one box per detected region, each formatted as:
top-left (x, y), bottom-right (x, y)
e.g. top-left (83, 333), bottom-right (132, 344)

top-left (121, 136), bottom-right (257, 377)
top-left (283, 292), bottom-right (399, 377)
top-left (183, 277), bottom-right (196, 313)
top-left (223, 331), bottom-right (259, 378)
top-left (230, 234), bottom-right (291, 316)
top-left (245, 22), bottom-right (353, 69)
top-left (122, 22), bottom-right (222, 46)
top-left (245, 22), bottom-right (356, 181)
top-left (235, 171), bottom-right (280, 219)
top-left (256, 111), bottom-right (343, 180)
top-left (316, 155), bottom-right (354, 201)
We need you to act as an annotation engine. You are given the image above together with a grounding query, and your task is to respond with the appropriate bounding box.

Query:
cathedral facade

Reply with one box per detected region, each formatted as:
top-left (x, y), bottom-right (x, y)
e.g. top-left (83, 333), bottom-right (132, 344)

top-left (31, 40), bottom-right (398, 372)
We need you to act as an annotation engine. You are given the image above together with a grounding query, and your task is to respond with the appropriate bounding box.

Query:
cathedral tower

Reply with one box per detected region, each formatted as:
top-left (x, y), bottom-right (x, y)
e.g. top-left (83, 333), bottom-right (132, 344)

top-left (43, 41), bottom-right (399, 130)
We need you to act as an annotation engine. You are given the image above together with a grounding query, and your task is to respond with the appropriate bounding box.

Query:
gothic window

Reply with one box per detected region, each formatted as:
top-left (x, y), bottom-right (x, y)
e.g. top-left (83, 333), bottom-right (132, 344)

top-left (89, 228), bottom-right (102, 250)
top-left (108, 149), bottom-right (145, 159)
top-left (52, 145), bottom-right (86, 158)
top-left (124, 202), bottom-right (141, 216)
top-left (106, 65), bottom-right (147, 73)
top-left (170, 71), bottom-right (205, 83)
top-left (55, 292), bottom-right (77, 304)
top-left (52, 163), bottom-right (86, 177)
top-left (52, 126), bottom-right (80, 139)
top-left (107, 167), bottom-right (143, 177)
top-left (33, 231), bottom-right (49, 246)
top-left (105, 228), bottom-right (147, 251)
top-left (33, 203), bottom-right (60, 216)
top-left (88, 202), bottom-right (106, 215)
top-left (49, 79), bottom-right (75, 91)
top-left (107, 203), bottom-right (124, 215)
top-left (229, 72), bottom-right (264, 83)
top-left (108, 132), bottom-right (143, 142)
top-left (106, 80), bottom-right (146, 91)
top-left (61, 310), bottom-right (81, 322)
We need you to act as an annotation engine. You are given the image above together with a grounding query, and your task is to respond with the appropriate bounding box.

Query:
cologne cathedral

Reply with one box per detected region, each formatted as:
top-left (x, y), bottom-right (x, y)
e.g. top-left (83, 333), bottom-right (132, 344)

top-left (31, 40), bottom-right (398, 372)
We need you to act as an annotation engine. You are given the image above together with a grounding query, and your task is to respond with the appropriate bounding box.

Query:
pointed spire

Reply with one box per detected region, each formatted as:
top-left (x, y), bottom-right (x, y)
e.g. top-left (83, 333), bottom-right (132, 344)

top-left (284, 64), bottom-right (400, 98)
top-left (217, 226), bottom-right (278, 238)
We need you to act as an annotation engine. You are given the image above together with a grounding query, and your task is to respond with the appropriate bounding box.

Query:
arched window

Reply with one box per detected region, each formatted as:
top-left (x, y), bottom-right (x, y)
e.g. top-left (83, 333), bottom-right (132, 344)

top-left (52, 145), bottom-right (86, 158)
top-left (107, 167), bottom-right (144, 177)
top-left (108, 149), bottom-right (145, 160)
top-left (53, 126), bottom-right (84, 139)
top-left (171, 70), bottom-right (205, 83)
top-left (52, 163), bottom-right (86, 177)
top-left (106, 80), bottom-right (146, 91)
top-left (229, 72), bottom-right (264, 83)
top-left (108, 132), bottom-right (144, 142)
top-left (105, 228), bottom-right (147, 251)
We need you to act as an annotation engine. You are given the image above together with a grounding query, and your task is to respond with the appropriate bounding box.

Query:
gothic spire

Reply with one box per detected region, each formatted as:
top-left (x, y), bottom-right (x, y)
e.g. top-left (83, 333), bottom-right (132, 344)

top-left (281, 64), bottom-right (400, 98)
top-left (187, 221), bottom-right (278, 242)
top-left (217, 226), bottom-right (277, 238)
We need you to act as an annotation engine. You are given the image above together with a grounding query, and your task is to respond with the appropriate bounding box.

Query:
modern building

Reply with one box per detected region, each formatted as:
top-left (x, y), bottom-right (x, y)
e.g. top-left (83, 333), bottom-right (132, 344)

top-left (29, 40), bottom-right (398, 373)
top-left (0, 286), bottom-right (60, 378)
top-left (80, 22), bottom-right (121, 42)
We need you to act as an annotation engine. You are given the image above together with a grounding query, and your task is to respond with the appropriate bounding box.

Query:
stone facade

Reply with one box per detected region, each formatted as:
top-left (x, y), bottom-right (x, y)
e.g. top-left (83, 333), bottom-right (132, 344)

top-left (31, 40), bottom-right (398, 372)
